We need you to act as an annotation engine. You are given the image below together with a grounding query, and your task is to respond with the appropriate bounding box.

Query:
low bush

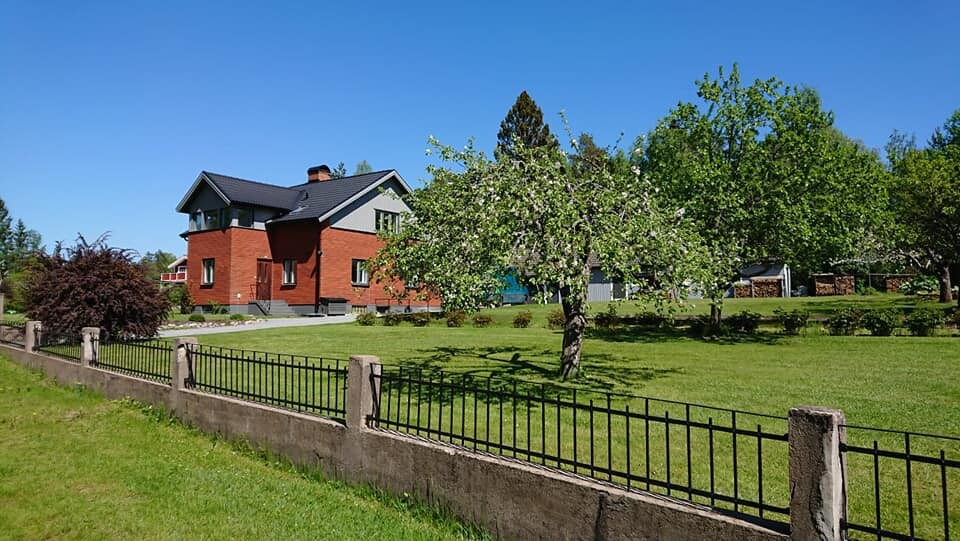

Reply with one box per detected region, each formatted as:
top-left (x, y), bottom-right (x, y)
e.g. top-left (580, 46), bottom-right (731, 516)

top-left (383, 313), bottom-right (404, 326)
top-left (859, 286), bottom-right (879, 296)
top-left (774, 308), bottom-right (809, 335)
top-left (546, 309), bottom-right (565, 330)
top-left (188, 314), bottom-right (206, 323)
top-left (411, 311), bottom-right (432, 327)
top-left (905, 306), bottom-right (944, 337)
top-left (634, 312), bottom-right (664, 326)
top-left (861, 308), bottom-right (900, 336)
top-left (229, 313), bottom-right (247, 321)
top-left (594, 304), bottom-right (620, 329)
top-left (473, 314), bottom-right (493, 328)
top-left (899, 275), bottom-right (939, 295)
top-left (356, 312), bottom-right (377, 326)
top-left (825, 308), bottom-right (863, 336)
top-left (445, 311), bottom-right (466, 328)
top-left (513, 311), bottom-right (532, 328)
top-left (948, 308), bottom-right (960, 329)
top-left (726, 310), bottom-right (761, 333)
top-left (208, 301), bottom-right (228, 315)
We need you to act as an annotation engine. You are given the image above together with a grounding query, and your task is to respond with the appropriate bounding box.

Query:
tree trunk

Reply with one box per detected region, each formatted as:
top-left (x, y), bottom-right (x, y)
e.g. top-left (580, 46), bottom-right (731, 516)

top-left (940, 265), bottom-right (953, 303)
top-left (707, 302), bottom-right (723, 337)
top-left (560, 290), bottom-right (586, 380)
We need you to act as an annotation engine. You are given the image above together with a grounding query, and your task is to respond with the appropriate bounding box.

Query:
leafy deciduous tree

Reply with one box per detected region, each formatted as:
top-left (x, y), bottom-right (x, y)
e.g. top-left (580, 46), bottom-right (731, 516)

top-left (25, 234), bottom-right (171, 336)
top-left (644, 64), bottom-right (888, 329)
top-left (373, 133), bottom-right (697, 378)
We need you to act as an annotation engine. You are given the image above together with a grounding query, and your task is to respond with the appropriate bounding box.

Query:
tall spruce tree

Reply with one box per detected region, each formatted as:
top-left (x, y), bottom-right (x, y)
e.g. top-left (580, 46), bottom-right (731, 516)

top-left (495, 91), bottom-right (559, 159)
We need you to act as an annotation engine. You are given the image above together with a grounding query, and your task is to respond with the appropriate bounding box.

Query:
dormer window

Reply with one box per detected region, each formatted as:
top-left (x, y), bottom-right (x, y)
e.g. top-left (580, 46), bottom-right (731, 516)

top-left (236, 207), bottom-right (254, 227)
top-left (376, 210), bottom-right (400, 233)
top-left (203, 209), bottom-right (221, 229)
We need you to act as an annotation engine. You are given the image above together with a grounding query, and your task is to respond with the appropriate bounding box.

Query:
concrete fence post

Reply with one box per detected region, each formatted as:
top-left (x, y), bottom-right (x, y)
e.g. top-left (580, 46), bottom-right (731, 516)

top-left (346, 355), bottom-right (381, 430)
top-left (81, 327), bottom-right (100, 368)
top-left (24, 320), bottom-right (41, 352)
top-left (788, 406), bottom-right (847, 541)
top-left (169, 337), bottom-right (198, 412)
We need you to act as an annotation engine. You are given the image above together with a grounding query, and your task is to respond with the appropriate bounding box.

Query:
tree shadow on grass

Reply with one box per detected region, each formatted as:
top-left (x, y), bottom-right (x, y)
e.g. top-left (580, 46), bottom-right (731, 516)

top-left (396, 344), bottom-right (681, 396)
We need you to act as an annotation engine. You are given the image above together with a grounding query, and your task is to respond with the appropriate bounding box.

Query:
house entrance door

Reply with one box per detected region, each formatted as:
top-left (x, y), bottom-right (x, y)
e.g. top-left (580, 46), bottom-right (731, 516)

top-left (256, 260), bottom-right (272, 300)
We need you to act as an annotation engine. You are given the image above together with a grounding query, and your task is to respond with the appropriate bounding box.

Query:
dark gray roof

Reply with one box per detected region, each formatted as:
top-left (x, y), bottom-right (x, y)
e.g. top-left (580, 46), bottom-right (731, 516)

top-left (739, 263), bottom-right (787, 279)
top-left (180, 170), bottom-right (399, 223)
top-left (271, 170), bottom-right (393, 224)
top-left (203, 171), bottom-right (301, 210)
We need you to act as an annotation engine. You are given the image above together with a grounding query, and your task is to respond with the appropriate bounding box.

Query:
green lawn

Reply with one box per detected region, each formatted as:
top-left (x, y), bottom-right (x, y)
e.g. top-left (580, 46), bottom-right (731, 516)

top-left (0, 356), bottom-right (486, 540)
top-left (191, 295), bottom-right (960, 538)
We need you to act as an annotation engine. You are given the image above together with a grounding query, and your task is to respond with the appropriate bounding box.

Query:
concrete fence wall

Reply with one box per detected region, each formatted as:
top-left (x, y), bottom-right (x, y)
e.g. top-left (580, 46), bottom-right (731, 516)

top-left (4, 322), bottom-right (849, 541)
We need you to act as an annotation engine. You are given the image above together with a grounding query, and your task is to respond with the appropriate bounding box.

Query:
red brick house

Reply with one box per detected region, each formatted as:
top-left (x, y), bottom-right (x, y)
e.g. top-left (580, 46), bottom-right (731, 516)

top-left (175, 165), bottom-right (433, 315)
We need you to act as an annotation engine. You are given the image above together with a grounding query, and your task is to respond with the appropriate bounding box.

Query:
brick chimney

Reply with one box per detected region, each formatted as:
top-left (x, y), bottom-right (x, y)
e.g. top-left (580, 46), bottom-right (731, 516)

top-left (307, 164), bottom-right (332, 182)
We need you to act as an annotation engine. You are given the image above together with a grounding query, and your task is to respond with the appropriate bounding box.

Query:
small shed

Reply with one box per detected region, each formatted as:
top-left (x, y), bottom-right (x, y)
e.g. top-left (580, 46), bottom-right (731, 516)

top-left (731, 263), bottom-right (792, 298)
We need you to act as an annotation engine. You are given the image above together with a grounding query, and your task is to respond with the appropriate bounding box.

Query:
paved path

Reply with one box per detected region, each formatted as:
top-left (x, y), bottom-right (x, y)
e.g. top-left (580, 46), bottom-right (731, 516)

top-left (159, 314), bottom-right (357, 337)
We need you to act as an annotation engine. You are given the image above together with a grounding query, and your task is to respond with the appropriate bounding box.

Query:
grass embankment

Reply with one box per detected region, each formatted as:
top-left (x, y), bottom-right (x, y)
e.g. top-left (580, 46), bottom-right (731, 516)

top-left (0, 356), bottom-right (486, 540)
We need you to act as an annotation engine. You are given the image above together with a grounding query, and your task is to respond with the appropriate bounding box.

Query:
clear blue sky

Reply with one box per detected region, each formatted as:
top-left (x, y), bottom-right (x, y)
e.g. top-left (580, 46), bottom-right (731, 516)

top-left (1, 1), bottom-right (957, 257)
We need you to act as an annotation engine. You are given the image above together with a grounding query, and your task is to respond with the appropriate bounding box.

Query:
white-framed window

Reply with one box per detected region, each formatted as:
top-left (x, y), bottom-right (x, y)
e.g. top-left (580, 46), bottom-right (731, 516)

top-left (201, 258), bottom-right (215, 284)
top-left (282, 259), bottom-right (296, 285)
top-left (375, 209), bottom-right (400, 233)
top-left (351, 259), bottom-right (369, 286)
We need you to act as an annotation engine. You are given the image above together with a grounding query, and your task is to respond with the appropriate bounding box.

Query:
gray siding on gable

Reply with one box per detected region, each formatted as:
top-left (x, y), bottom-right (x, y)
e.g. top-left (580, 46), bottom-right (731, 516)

top-left (181, 183), bottom-right (227, 213)
top-left (328, 178), bottom-right (411, 233)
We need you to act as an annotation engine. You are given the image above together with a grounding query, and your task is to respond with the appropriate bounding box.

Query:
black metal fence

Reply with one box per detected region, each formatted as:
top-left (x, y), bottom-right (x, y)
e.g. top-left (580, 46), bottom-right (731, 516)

top-left (371, 366), bottom-right (791, 531)
top-left (843, 425), bottom-right (959, 540)
top-left (0, 322), bottom-right (26, 347)
top-left (188, 344), bottom-right (348, 421)
top-left (93, 335), bottom-right (173, 384)
top-left (34, 326), bottom-right (82, 362)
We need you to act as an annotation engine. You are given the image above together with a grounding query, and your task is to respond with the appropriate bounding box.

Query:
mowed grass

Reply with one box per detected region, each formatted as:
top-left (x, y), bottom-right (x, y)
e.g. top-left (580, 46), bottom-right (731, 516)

top-left (0, 356), bottom-right (486, 540)
top-left (193, 295), bottom-right (960, 537)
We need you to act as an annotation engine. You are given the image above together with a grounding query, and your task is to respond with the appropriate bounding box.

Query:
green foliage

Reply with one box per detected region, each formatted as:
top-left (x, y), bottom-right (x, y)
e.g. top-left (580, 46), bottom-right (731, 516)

top-left (512, 311), bottom-right (532, 328)
top-left (445, 310), bottom-right (466, 327)
top-left (899, 275), bottom-right (940, 295)
top-left (495, 90), bottom-right (559, 159)
top-left (208, 300), bottom-right (227, 315)
top-left (861, 308), bottom-right (901, 336)
top-left (356, 311), bottom-right (377, 326)
top-left (188, 314), bottom-right (206, 322)
top-left (644, 64), bottom-right (890, 320)
top-left (727, 310), bottom-right (762, 333)
top-left (546, 309), bottom-right (566, 329)
top-left (383, 313), bottom-right (404, 326)
top-left (826, 308), bottom-right (863, 336)
top-left (859, 286), bottom-right (879, 296)
top-left (472, 314), bottom-right (493, 328)
top-left (140, 250), bottom-right (177, 282)
top-left (371, 127), bottom-right (698, 376)
top-left (229, 313), bottom-right (247, 321)
top-left (774, 308), bottom-right (809, 335)
top-left (330, 162), bottom-right (348, 179)
top-left (354, 160), bottom-right (374, 175)
top-left (167, 284), bottom-right (194, 315)
top-left (905, 306), bottom-right (944, 336)
top-left (24, 234), bottom-right (170, 336)
top-left (410, 311), bottom-right (432, 327)
top-left (594, 304), bottom-right (621, 329)
top-left (889, 113), bottom-right (960, 293)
